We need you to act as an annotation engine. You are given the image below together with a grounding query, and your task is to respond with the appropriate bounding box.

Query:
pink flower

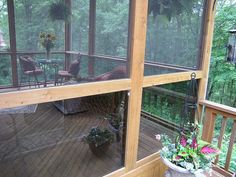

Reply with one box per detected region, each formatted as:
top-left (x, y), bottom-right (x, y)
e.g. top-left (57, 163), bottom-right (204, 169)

top-left (155, 134), bottom-right (161, 140)
top-left (175, 155), bottom-right (182, 159)
top-left (180, 136), bottom-right (187, 147)
top-left (200, 145), bottom-right (219, 154)
top-left (190, 137), bottom-right (198, 149)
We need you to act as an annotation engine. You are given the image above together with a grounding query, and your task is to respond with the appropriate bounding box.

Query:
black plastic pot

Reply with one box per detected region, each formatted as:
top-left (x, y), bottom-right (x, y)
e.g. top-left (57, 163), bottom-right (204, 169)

top-left (88, 141), bottom-right (110, 156)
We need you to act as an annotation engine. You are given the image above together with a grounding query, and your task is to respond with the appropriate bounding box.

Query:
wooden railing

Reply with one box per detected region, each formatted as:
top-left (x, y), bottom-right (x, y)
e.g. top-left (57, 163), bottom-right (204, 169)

top-left (200, 100), bottom-right (236, 177)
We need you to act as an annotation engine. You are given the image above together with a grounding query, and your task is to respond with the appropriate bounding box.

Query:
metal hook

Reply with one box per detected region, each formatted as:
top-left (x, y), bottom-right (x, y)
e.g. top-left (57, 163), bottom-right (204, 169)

top-left (191, 72), bottom-right (196, 79)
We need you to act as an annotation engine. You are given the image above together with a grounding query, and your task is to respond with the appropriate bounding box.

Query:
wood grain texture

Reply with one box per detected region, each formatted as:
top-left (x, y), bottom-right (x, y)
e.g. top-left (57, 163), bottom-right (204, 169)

top-left (198, 0), bottom-right (216, 101)
top-left (124, 0), bottom-right (148, 171)
top-left (201, 107), bottom-right (216, 142)
top-left (0, 79), bottom-right (131, 109)
top-left (199, 100), bottom-right (236, 119)
top-left (214, 117), bottom-right (227, 164)
top-left (143, 71), bottom-right (203, 88)
top-left (225, 120), bottom-right (236, 171)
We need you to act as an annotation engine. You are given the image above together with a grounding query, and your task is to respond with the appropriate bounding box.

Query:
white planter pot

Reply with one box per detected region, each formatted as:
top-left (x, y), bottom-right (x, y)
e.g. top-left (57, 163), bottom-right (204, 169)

top-left (161, 157), bottom-right (204, 177)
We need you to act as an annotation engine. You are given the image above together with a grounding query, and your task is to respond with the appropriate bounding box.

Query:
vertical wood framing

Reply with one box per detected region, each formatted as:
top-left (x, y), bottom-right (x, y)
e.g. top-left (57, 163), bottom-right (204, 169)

top-left (201, 108), bottom-right (216, 142)
top-left (224, 120), bottom-right (236, 171)
top-left (88, 0), bottom-right (96, 76)
top-left (65, 0), bottom-right (72, 70)
top-left (7, 0), bottom-right (18, 87)
top-left (214, 117), bottom-right (227, 164)
top-left (198, 0), bottom-right (216, 101)
top-left (125, 0), bottom-right (148, 171)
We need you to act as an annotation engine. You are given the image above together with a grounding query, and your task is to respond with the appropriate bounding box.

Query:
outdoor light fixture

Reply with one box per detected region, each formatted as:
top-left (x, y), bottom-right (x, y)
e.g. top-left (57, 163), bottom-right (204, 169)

top-left (226, 29), bottom-right (236, 64)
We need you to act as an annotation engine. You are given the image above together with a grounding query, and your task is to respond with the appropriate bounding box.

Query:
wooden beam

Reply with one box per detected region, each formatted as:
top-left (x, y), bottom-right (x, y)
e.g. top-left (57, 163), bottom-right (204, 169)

top-left (65, 0), bottom-right (72, 70)
top-left (88, 0), bottom-right (96, 76)
top-left (0, 79), bottom-right (131, 109)
top-left (198, 0), bottom-right (217, 101)
top-left (143, 71), bottom-right (203, 88)
top-left (125, 0), bottom-right (148, 171)
top-left (7, 0), bottom-right (18, 87)
top-left (199, 100), bottom-right (236, 119)
top-left (201, 107), bottom-right (216, 142)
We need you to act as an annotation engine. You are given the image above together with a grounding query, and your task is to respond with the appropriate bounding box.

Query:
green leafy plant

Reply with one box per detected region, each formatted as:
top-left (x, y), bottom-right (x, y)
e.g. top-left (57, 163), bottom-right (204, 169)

top-left (156, 124), bottom-right (220, 173)
top-left (49, 0), bottom-right (70, 21)
top-left (84, 127), bottom-right (114, 147)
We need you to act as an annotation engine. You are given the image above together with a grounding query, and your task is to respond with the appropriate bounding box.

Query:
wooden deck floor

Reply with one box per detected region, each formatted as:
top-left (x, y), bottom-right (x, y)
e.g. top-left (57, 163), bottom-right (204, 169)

top-left (0, 103), bottom-right (174, 177)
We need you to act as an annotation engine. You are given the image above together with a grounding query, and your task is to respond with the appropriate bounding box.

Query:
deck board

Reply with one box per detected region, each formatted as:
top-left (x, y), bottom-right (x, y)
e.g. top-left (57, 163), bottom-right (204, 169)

top-left (0, 103), bottom-right (166, 177)
top-left (0, 103), bottom-right (223, 177)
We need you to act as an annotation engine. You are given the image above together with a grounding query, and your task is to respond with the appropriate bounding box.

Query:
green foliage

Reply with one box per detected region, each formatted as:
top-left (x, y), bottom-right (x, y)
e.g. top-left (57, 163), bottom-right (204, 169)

top-left (208, 0), bottom-right (236, 109)
top-left (148, 0), bottom-right (196, 21)
top-left (84, 127), bottom-right (114, 147)
top-left (159, 124), bottom-right (219, 173)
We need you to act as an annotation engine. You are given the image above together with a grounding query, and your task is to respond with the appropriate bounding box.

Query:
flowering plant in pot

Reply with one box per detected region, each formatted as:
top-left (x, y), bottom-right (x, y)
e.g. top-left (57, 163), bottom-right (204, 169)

top-left (156, 123), bottom-right (220, 176)
top-left (84, 127), bottom-right (114, 156)
top-left (39, 32), bottom-right (56, 60)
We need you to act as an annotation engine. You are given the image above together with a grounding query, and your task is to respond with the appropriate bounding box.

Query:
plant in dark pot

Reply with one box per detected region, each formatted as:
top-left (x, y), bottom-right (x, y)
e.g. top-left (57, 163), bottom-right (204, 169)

top-left (84, 127), bottom-right (114, 156)
top-left (49, 0), bottom-right (71, 21)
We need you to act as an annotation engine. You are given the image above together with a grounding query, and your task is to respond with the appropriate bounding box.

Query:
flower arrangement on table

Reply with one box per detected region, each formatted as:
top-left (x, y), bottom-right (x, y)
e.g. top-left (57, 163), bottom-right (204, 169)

top-left (39, 32), bottom-right (56, 60)
top-left (156, 123), bottom-right (220, 174)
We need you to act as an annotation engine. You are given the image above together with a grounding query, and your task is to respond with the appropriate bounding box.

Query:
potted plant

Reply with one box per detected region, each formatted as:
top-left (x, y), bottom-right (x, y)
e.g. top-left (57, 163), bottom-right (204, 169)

top-left (156, 123), bottom-right (220, 176)
top-left (84, 127), bottom-right (114, 156)
top-left (106, 112), bottom-right (123, 142)
top-left (49, 0), bottom-right (70, 22)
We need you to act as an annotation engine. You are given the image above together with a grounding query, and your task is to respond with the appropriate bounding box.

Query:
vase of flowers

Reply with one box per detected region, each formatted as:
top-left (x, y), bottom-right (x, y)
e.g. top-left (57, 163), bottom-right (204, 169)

top-left (39, 32), bottom-right (56, 60)
top-left (156, 123), bottom-right (220, 177)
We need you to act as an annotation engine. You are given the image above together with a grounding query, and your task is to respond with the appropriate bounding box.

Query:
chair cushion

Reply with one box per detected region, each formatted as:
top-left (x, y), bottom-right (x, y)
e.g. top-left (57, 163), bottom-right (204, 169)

top-left (93, 65), bottom-right (127, 81)
top-left (68, 59), bottom-right (80, 76)
top-left (20, 56), bottom-right (37, 71)
top-left (24, 68), bottom-right (43, 75)
top-left (58, 70), bottom-right (73, 77)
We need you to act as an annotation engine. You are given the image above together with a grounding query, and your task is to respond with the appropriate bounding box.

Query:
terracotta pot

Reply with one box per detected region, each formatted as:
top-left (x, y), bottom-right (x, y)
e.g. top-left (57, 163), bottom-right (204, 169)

top-left (88, 141), bottom-right (110, 156)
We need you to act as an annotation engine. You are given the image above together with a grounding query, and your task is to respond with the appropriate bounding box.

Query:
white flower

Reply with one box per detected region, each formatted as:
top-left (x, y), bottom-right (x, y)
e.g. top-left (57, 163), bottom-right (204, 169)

top-left (155, 134), bottom-right (161, 140)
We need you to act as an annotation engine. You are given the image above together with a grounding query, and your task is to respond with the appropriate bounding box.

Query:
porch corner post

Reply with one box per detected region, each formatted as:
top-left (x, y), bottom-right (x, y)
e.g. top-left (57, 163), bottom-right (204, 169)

top-left (7, 0), bottom-right (18, 87)
top-left (65, 0), bottom-right (72, 70)
top-left (88, 0), bottom-right (96, 77)
top-left (125, 0), bottom-right (148, 171)
top-left (198, 0), bottom-right (217, 102)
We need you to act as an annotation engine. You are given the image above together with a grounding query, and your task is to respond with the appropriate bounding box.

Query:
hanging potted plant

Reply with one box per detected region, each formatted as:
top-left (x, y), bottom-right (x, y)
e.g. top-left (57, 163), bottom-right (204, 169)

top-left (49, 0), bottom-right (71, 21)
top-left (156, 123), bottom-right (220, 177)
top-left (84, 127), bottom-right (114, 156)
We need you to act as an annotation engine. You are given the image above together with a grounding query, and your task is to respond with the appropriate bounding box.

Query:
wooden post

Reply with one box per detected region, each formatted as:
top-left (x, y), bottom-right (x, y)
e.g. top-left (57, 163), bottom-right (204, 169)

top-left (65, 0), bottom-right (72, 70)
top-left (88, 0), bottom-right (96, 77)
top-left (198, 0), bottom-right (217, 101)
top-left (125, 0), bottom-right (148, 171)
top-left (7, 0), bottom-right (18, 87)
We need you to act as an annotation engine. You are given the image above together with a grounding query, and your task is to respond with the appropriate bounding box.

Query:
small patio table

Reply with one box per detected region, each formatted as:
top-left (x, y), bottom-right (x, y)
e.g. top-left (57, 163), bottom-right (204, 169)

top-left (37, 59), bottom-right (60, 87)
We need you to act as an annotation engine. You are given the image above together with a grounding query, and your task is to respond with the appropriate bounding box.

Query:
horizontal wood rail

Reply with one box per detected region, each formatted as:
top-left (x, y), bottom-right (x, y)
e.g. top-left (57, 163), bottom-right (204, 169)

top-left (200, 100), bottom-right (236, 177)
top-left (0, 51), bottom-right (65, 55)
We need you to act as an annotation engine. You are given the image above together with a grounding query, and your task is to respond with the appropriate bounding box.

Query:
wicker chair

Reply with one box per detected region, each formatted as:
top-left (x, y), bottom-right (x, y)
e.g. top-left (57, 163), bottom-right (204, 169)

top-left (19, 55), bottom-right (44, 88)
